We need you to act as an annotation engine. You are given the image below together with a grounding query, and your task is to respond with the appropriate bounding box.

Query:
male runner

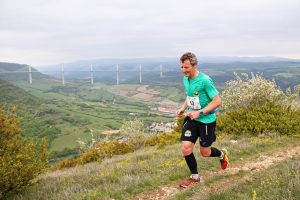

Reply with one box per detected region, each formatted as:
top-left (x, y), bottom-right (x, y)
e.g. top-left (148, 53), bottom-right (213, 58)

top-left (176, 52), bottom-right (229, 187)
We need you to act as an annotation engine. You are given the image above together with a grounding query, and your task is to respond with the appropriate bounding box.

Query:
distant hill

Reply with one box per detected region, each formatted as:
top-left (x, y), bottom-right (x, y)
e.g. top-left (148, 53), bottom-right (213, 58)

top-left (0, 79), bottom-right (41, 107)
top-left (36, 56), bottom-right (300, 71)
top-left (0, 62), bottom-right (30, 72)
top-left (0, 79), bottom-right (62, 148)
top-left (200, 56), bottom-right (300, 63)
top-left (34, 57), bottom-right (300, 90)
top-left (0, 79), bottom-right (42, 133)
top-left (2, 58), bottom-right (298, 90)
top-left (0, 62), bottom-right (49, 82)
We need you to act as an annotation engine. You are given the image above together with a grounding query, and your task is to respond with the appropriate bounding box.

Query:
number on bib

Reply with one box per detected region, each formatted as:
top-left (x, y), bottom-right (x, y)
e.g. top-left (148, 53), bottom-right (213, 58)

top-left (187, 96), bottom-right (201, 110)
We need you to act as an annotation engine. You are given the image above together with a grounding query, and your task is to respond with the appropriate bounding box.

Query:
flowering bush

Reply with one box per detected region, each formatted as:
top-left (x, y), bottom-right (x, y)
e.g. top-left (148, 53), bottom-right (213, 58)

top-left (119, 118), bottom-right (147, 149)
top-left (218, 73), bottom-right (300, 136)
top-left (0, 107), bottom-right (48, 197)
top-left (221, 73), bottom-right (287, 110)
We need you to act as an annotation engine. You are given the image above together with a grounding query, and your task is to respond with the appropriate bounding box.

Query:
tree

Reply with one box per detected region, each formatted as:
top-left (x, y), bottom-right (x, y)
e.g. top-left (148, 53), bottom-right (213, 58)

top-left (0, 106), bottom-right (48, 198)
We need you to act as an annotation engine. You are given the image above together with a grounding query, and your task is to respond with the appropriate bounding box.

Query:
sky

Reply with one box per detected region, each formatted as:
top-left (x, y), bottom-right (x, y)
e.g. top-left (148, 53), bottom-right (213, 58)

top-left (0, 0), bottom-right (300, 66)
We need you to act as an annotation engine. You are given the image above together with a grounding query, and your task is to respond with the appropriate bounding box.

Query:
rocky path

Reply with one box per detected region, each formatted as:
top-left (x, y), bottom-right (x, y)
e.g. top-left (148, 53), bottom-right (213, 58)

top-left (133, 144), bottom-right (300, 200)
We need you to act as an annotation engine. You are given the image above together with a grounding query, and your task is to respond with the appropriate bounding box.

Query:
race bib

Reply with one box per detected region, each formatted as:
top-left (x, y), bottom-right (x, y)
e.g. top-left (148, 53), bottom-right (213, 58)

top-left (187, 96), bottom-right (201, 110)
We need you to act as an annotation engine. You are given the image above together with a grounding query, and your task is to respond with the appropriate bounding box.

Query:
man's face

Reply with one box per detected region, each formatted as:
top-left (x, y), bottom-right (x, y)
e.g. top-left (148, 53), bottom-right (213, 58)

top-left (181, 60), bottom-right (196, 77)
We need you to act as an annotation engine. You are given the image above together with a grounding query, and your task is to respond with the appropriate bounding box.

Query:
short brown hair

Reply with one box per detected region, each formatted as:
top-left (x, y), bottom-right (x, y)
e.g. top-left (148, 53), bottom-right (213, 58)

top-left (180, 52), bottom-right (198, 66)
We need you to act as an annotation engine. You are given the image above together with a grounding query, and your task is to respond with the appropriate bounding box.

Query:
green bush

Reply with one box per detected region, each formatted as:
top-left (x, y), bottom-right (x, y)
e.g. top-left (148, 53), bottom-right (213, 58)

top-left (218, 73), bottom-right (300, 136)
top-left (119, 118), bottom-right (147, 149)
top-left (217, 100), bottom-right (300, 136)
top-left (221, 73), bottom-right (299, 111)
top-left (52, 140), bottom-right (135, 171)
top-left (50, 147), bottom-right (79, 160)
top-left (0, 106), bottom-right (48, 198)
top-left (145, 131), bottom-right (181, 148)
top-left (96, 141), bottom-right (134, 157)
top-left (172, 115), bottom-right (185, 133)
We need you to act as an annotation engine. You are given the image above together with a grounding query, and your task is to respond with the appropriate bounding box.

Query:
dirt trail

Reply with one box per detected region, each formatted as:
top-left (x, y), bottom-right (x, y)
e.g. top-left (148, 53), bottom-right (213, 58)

top-left (134, 144), bottom-right (300, 200)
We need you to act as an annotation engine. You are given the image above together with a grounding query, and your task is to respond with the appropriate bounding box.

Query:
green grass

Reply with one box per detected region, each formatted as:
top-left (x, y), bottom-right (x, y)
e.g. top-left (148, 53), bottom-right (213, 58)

top-left (50, 126), bottom-right (92, 151)
top-left (207, 156), bottom-right (300, 200)
top-left (6, 135), bottom-right (300, 200)
top-left (169, 135), bottom-right (300, 200)
top-left (149, 85), bottom-right (185, 102)
top-left (13, 80), bottom-right (64, 100)
top-left (5, 80), bottom-right (174, 154)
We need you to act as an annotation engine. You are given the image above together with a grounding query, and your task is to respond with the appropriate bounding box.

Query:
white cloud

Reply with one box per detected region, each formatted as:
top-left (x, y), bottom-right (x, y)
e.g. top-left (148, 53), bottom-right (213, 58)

top-left (0, 0), bottom-right (300, 65)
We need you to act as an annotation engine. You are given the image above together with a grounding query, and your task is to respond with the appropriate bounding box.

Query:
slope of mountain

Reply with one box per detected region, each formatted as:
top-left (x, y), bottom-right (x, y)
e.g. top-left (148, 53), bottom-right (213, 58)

top-left (34, 58), bottom-right (300, 90)
top-left (36, 56), bottom-right (300, 71)
top-left (0, 79), bottom-right (41, 107)
top-left (4, 135), bottom-right (300, 200)
top-left (0, 79), bottom-right (64, 149)
top-left (0, 62), bottom-right (49, 81)
top-left (0, 73), bottom-right (177, 159)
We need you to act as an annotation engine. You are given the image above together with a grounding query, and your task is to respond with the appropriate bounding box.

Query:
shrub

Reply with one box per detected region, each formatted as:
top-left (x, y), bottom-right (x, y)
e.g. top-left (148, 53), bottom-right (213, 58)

top-left (78, 148), bottom-right (102, 164)
top-left (285, 84), bottom-right (300, 110)
top-left (221, 73), bottom-right (299, 111)
top-left (0, 106), bottom-right (48, 198)
top-left (52, 139), bottom-right (135, 171)
top-left (172, 115), bottom-right (185, 133)
top-left (119, 118), bottom-right (147, 149)
top-left (218, 73), bottom-right (300, 136)
top-left (96, 141), bottom-right (134, 157)
top-left (145, 131), bottom-right (181, 148)
top-left (217, 100), bottom-right (300, 136)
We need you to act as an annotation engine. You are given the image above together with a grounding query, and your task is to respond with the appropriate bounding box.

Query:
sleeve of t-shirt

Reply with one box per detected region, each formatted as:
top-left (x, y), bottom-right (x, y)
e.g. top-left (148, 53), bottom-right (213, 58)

top-left (183, 77), bottom-right (188, 95)
top-left (204, 78), bottom-right (219, 99)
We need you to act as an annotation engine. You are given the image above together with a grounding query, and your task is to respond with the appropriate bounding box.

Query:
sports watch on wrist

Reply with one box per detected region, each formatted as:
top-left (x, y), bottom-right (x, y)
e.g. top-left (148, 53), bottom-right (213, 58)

top-left (199, 109), bottom-right (204, 115)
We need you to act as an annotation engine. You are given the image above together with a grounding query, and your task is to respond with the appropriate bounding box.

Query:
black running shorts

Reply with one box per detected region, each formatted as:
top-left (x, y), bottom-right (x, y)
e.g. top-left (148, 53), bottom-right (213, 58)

top-left (180, 116), bottom-right (216, 147)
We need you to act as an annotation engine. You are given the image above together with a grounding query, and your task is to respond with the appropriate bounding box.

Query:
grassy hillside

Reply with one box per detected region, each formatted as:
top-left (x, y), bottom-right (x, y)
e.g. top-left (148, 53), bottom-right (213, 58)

top-left (2, 61), bottom-right (300, 199)
top-left (0, 80), bottom-right (41, 108)
top-left (1, 60), bottom-right (299, 162)
top-left (206, 157), bottom-right (300, 200)
top-left (5, 135), bottom-right (300, 200)
top-left (0, 79), bottom-right (63, 149)
top-left (0, 62), bottom-right (49, 81)
top-left (0, 79), bottom-right (178, 162)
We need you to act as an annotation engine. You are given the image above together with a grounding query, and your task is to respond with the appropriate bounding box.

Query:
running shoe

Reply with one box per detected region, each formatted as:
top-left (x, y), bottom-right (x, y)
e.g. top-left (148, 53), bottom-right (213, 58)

top-left (179, 175), bottom-right (200, 188)
top-left (220, 149), bottom-right (229, 170)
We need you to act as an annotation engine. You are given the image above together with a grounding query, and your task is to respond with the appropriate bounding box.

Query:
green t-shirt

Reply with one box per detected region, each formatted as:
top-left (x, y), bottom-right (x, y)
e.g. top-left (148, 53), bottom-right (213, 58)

top-left (183, 72), bottom-right (219, 123)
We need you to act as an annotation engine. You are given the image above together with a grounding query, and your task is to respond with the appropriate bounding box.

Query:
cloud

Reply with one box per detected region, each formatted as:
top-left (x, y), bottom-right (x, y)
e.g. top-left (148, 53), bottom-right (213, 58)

top-left (0, 0), bottom-right (300, 65)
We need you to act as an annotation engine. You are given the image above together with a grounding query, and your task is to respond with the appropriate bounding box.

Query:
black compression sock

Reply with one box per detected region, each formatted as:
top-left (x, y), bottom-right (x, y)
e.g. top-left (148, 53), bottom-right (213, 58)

top-left (210, 147), bottom-right (221, 157)
top-left (184, 153), bottom-right (198, 174)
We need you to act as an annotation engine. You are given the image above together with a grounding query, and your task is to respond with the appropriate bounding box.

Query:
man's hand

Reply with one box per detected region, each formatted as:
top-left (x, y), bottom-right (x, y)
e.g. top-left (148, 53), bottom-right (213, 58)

top-left (176, 108), bottom-right (185, 117)
top-left (187, 110), bottom-right (200, 120)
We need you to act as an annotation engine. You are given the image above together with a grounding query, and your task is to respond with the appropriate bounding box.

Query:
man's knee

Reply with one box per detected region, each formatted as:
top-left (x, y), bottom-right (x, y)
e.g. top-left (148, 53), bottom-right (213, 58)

top-left (199, 148), bottom-right (211, 157)
top-left (181, 145), bottom-right (193, 156)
